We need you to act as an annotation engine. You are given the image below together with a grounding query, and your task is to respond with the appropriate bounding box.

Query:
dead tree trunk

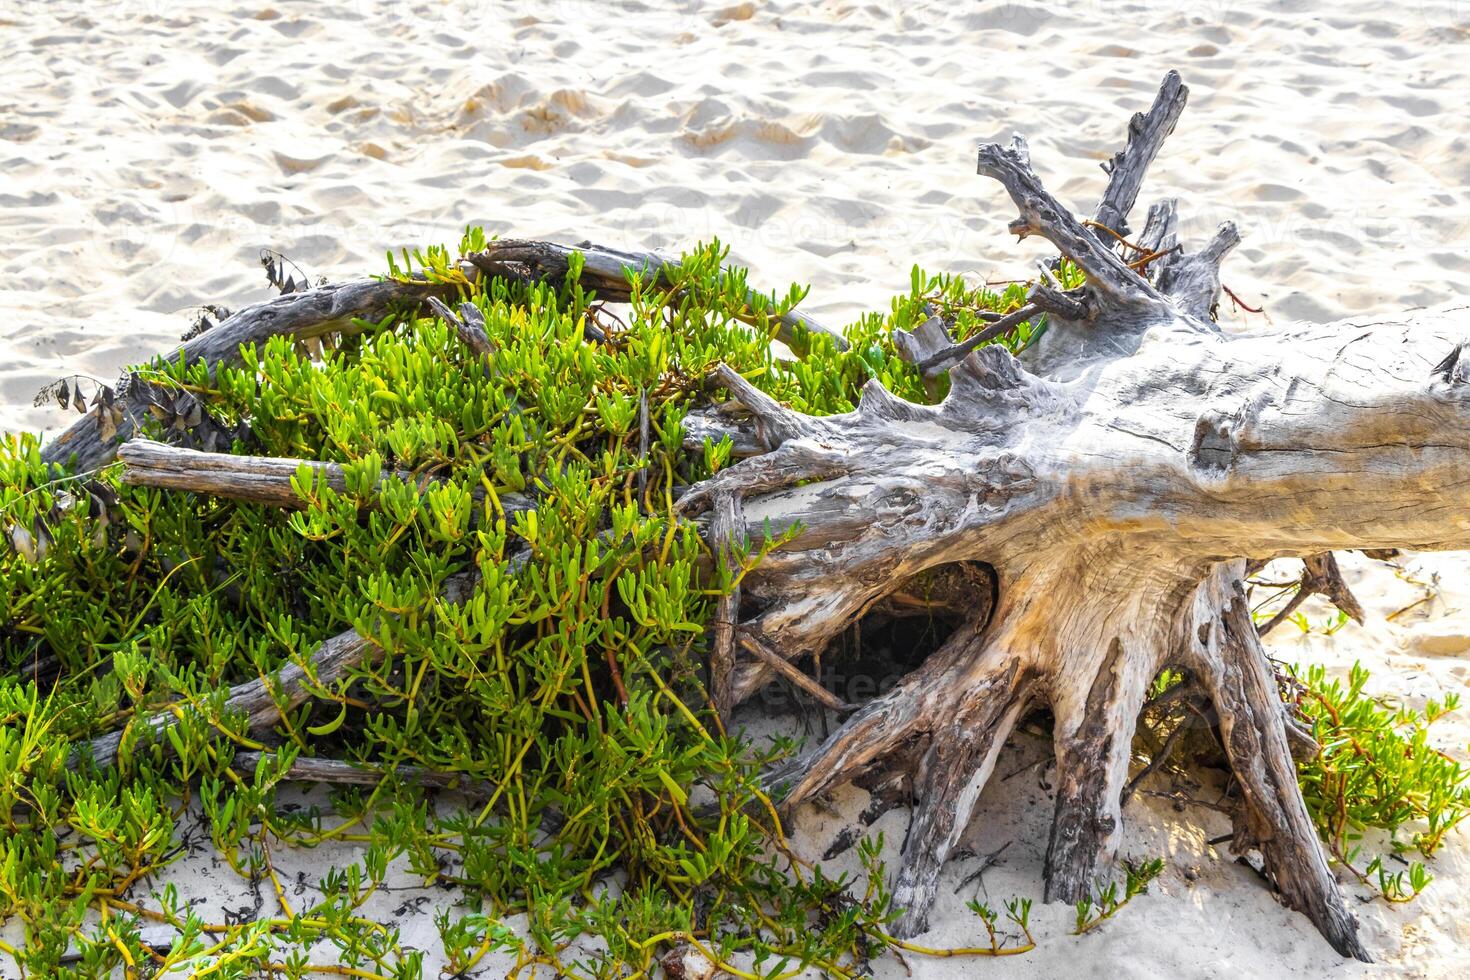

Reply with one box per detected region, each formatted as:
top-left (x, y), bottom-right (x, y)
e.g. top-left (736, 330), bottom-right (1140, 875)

top-left (676, 73), bottom-right (1470, 960)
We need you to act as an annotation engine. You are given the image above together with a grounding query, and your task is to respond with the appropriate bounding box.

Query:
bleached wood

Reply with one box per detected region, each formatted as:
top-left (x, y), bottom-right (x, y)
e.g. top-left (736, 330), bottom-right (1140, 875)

top-left (81, 572), bottom-right (480, 769)
top-left (117, 438), bottom-right (533, 514)
top-left (678, 73), bottom-right (1469, 957)
top-left (1093, 70), bottom-right (1189, 239)
top-left (708, 491), bottom-right (743, 723)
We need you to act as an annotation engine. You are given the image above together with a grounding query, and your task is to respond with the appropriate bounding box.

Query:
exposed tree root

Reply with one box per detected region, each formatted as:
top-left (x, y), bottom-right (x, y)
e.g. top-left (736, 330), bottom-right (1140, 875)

top-left (675, 72), bottom-right (1470, 955)
top-left (1183, 569), bottom-right (1370, 960)
top-left (1043, 638), bottom-right (1154, 905)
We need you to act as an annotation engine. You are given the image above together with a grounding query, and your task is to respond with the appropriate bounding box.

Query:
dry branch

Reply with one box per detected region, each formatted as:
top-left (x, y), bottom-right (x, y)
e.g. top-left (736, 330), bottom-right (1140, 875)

top-left (229, 750), bottom-right (491, 795)
top-left (736, 630), bottom-right (852, 713)
top-left (465, 239), bottom-right (847, 352)
top-left (117, 438), bottom-right (533, 514)
top-left (42, 241), bottom-right (838, 474)
top-left (1093, 69), bottom-right (1189, 238)
top-left (85, 624), bottom-right (374, 769)
top-left (42, 275), bottom-right (465, 473)
top-left (1257, 551), bottom-right (1365, 637)
top-left (80, 571), bottom-right (482, 769)
top-left (708, 492), bottom-right (743, 724)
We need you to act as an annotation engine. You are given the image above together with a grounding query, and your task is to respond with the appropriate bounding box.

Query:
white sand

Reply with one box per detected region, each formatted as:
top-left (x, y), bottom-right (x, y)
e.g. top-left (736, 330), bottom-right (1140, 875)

top-left (3, 0), bottom-right (1470, 975)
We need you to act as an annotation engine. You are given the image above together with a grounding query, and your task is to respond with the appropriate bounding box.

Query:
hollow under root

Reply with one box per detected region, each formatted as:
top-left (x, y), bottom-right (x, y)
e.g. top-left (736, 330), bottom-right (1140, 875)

top-left (765, 572), bottom-right (1367, 954)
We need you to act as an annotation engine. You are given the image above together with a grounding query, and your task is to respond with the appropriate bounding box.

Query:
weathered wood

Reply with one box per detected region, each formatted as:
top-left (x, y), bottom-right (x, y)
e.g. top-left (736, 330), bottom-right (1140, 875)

top-left (892, 314), bottom-right (953, 371)
top-left (708, 492), bottom-right (743, 723)
top-left (229, 750), bottom-right (491, 795)
top-left (1155, 220), bottom-right (1240, 320)
top-left (466, 239), bottom-right (847, 352)
top-left (426, 295), bottom-right (494, 358)
top-left (1181, 568), bottom-right (1369, 960)
top-left (42, 275), bottom-right (466, 473)
top-left (978, 136), bottom-right (1164, 311)
top-left (81, 573), bottom-right (480, 769)
top-left (1093, 69), bottom-right (1189, 239)
top-left (916, 303), bottom-right (1041, 375)
top-left (85, 624), bottom-right (375, 769)
top-left (117, 439), bottom-right (533, 514)
top-left (891, 654), bottom-right (1034, 936)
top-left (1258, 551), bottom-right (1364, 637)
top-left (1043, 637), bottom-right (1149, 904)
top-left (118, 439), bottom-right (355, 508)
top-left (677, 72), bottom-right (1470, 954)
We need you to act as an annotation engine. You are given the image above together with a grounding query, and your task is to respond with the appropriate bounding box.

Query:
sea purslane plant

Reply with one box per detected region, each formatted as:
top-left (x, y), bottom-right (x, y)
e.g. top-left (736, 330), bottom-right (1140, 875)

top-left (0, 233), bottom-right (1461, 975)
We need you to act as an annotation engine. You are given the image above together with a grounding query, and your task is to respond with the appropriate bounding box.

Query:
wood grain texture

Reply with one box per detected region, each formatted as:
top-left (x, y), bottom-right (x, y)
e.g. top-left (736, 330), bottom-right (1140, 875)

top-left (117, 438), bottom-right (533, 514)
top-left (1093, 69), bottom-right (1189, 239)
top-left (680, 72), bottom-right (1467, 953)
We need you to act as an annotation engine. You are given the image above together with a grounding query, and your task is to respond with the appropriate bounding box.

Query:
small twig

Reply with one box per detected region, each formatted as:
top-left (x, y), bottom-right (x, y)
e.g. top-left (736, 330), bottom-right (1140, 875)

top-left (1257, 587), bottom-right (1309, 637)
top-left (1082, 219), bottom-right (1151, 256)
top-left (1124, 721), bottom-right (1189, 802)
top-left (737, 630), bottom-right (854, 713)
top-left (1221, 284), bottom-right (1264, 314)
top-left (1127, 243), bottom-right (1181, 272)
top-left (954, 840), bottom-right (1012, 894)
top-left (916, 304), bottom-right (1041, 375)
top-left (1001, 755), bottom-right (1049, 782)
top-left (1386, 594), bottom-right (1433, 622)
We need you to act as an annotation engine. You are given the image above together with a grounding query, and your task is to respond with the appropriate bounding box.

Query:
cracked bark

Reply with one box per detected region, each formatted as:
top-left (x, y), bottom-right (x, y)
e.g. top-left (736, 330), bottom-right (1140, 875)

top-left (673, 72), bottom-right (1470, 959)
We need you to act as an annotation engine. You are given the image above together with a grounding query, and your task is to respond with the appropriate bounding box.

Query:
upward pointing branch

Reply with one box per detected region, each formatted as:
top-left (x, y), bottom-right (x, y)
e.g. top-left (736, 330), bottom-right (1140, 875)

top-left (1093, 70), bottom-right (1190, 238)
top-left (976, 135), bottom-right (1165, 310)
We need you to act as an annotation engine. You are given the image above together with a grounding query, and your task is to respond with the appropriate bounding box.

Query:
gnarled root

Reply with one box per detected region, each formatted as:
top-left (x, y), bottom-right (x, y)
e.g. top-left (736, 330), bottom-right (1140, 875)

top-left (1185, 573), bottom-right (1370, 961)
top-left (891, 655), bottom-right (1035, 936)
top-left (1043, 638), bottom-right (1156, 904)
top-left (761, 619), bottom-right (1036, 939)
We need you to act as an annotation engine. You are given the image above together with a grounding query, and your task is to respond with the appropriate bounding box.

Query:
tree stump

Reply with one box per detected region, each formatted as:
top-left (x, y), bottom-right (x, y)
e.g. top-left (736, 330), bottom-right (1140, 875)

top-left (674, 71), bottom-right (1470, 960)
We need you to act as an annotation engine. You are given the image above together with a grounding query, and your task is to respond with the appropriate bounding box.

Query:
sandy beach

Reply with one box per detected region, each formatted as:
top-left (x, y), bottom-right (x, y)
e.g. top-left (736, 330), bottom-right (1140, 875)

top-left (4, 0), bottom-right (1470, 975)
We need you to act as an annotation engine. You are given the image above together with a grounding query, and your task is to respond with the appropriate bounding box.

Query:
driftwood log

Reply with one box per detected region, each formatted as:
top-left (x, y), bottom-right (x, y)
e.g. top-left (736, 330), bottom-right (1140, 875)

top-left (48, 70), bottom-right (1470, 961)
top-left (673, 73), bottom-right (1470, 959)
